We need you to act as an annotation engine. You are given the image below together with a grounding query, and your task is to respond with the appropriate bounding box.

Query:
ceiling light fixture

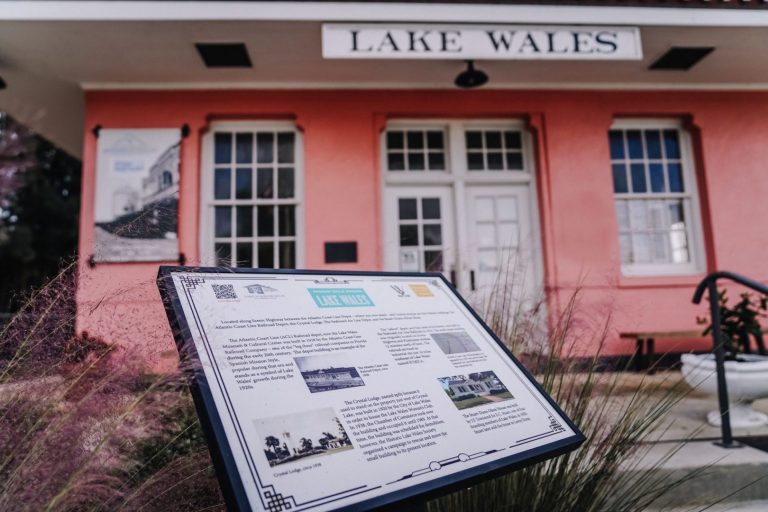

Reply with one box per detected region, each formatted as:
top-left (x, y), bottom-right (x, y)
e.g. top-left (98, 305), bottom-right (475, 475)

top-left (454, 60), bottom-right (488, 89)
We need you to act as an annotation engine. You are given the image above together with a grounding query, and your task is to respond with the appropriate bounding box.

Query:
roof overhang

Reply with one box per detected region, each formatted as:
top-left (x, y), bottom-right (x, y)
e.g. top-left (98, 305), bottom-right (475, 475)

top-left (2, 2), bottom-right (768, 155)
top-left (2, 1), bottom-right (768, 26)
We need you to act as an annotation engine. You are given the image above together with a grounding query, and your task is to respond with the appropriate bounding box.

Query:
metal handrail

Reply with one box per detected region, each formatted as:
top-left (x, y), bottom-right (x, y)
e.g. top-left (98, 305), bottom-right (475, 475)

top-left (692, 271), bottom-right (768, 447)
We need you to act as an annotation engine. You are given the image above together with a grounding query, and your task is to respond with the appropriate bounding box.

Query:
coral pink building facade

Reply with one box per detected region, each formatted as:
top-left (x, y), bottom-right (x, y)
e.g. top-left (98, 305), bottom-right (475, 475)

top-left (3, 1), bottom-right (766, 367)
top-left (75, 89), bottom-right (768, 367)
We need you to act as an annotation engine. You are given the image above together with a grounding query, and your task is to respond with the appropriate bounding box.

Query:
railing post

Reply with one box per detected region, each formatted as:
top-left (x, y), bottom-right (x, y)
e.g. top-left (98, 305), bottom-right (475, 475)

top-left (707, 279), bottom-right (734, 447)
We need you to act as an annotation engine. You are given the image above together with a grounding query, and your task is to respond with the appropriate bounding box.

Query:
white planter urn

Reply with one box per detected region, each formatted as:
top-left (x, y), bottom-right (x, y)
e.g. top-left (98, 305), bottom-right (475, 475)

top-left (681, 353), bottom-right (768, 428)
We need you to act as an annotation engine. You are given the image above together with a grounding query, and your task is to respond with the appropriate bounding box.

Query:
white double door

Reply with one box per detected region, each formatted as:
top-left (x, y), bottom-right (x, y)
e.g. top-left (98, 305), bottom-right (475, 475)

top-left (384, 184), bottom-right (541, 305)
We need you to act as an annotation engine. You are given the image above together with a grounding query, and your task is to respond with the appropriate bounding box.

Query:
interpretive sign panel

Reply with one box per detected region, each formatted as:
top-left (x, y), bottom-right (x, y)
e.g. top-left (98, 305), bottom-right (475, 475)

top-left (158, 268), bottom-right (584, 512)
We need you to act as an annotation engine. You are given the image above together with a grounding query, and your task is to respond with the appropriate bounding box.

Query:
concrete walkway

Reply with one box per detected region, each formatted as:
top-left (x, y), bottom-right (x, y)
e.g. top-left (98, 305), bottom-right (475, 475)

top-left (612, 372), bottom-right (768, 510)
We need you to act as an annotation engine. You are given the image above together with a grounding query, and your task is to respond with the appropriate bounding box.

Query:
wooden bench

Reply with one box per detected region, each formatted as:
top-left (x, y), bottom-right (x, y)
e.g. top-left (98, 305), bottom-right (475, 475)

top-left (619, 330), bottom-right (703, 373)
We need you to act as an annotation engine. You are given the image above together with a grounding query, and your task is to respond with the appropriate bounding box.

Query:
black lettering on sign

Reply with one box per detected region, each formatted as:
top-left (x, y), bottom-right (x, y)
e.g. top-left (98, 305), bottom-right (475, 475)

top-left (440, 31), bottom-right (462, 52)
top-left (351, 30), bottom-right (373, 52)
top-left (408, 31), bottom-right (432, 52)
top-left (572, 31), bottom-right (594, 53)
top-left (595, 31), bottom-right (618, 53)
top-left (518, 33), bottom-right (540, 53)
top-left (378, 32), bottom-right (400, 52)
top-left (546, 32), bottom-right (567, 54)
top-left (486, 31), bottom-right (515, 51)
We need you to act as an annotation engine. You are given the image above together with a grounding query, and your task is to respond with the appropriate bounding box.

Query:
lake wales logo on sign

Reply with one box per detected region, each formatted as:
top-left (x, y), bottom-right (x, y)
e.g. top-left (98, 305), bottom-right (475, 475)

top-left (308, 288), bottom-right (374, 308)
top-left (243, 283), bottom-right (285, 299)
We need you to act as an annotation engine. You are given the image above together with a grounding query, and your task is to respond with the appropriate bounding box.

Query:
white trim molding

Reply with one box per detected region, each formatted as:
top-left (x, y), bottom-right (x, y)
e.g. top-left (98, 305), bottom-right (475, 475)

top-left (3, 2), bottom-right (768, 27)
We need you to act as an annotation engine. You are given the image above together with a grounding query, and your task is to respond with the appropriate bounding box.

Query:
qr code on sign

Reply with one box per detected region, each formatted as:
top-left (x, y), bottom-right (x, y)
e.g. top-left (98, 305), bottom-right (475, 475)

top-left (212, 284), bottom-right (237, 300)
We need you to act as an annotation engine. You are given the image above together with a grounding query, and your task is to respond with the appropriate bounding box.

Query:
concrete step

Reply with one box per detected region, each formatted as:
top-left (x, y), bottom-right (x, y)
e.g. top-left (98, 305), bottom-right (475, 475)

top-left (630, 439), bottom-right (768, 509)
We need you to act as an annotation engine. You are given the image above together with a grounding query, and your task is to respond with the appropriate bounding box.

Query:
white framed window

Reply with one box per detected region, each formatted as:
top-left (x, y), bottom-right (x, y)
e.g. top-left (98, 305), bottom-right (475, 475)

top-left (200, 121), bottom-right (303, 268)
top-left (609, 119), bottom-right (705, 276)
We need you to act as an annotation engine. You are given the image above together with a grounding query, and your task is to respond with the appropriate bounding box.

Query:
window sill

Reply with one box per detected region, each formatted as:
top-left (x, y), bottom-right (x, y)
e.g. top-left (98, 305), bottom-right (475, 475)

top-left (618, 272), bottom-right (707, 289)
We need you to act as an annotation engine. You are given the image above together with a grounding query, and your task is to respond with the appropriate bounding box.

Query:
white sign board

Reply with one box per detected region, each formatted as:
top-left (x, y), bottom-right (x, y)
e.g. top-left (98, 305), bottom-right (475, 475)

top-left (322, 23), bottom-right (642, 60)
top-left (94, 128), bottom-right (180, 262)
top-left (159, 268), bottom-right (583, 511)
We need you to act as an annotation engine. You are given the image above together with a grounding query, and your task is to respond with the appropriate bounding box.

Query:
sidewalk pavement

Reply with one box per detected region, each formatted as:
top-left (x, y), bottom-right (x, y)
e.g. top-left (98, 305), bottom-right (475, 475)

top-left (612, 371), bottom-right (768, 510)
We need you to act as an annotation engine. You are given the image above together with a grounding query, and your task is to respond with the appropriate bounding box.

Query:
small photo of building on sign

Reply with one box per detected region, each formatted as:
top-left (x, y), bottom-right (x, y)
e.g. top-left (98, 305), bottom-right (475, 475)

top-left (431, 330), bottom-right (480, 354)
top-left (438, 371), bottom-right (513, 410)
top-left (255, 407), bottom-right (354, 467)
top-left (295, 354), bottom-right (365, 393)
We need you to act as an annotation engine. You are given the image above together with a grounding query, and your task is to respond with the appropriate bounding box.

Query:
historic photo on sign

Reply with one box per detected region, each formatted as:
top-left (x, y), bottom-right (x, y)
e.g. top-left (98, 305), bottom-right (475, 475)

top-left (94, 129), bottom-right (180, 262)
top-left (431, 330), bottom-right (481, 354)
top-left (438, 371), bottom-right (514, 410)
top-left (295, 354), bottom-right (365, 393)
top-left (256, 408), bottom-right (354, 467)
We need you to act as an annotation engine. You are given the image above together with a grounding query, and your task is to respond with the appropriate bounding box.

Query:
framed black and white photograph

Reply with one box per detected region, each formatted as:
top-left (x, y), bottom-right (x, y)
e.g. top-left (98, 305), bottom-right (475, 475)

top-left (94, 128), bottom-right (181, 262)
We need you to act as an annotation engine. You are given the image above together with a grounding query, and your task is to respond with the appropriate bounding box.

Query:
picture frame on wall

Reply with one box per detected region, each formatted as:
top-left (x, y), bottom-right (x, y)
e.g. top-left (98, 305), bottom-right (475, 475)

top-left (93, 128), bottom-right (181, 262)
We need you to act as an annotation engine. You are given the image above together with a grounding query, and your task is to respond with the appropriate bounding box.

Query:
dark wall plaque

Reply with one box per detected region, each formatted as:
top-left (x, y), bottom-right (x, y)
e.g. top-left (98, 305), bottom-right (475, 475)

top-left (324, 241), bottom-right (358, 263)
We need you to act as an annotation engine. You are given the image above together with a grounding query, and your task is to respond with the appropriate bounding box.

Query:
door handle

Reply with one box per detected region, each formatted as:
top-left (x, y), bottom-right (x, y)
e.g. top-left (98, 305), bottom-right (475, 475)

top-left (470, 270), bottom-right (476, 291)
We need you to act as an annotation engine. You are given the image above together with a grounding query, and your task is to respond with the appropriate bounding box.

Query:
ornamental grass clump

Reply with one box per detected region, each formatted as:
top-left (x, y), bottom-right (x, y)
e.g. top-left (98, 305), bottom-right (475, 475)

top-left (0, 248), bottom-right (708, 511)
top-left (0, 263), bottom-right (223, 511)
top-left (427, 262), bottom-right (699, 512)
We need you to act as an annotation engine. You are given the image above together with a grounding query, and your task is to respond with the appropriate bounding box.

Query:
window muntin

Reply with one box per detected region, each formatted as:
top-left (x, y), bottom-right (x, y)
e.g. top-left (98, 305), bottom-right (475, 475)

top-left (609, 124), bottom-right (701, 273)
top-left (210, 128), bottom-right (298, 268)
top-left (465, 129), bottom-right (524, 171)
top-left (398, 197), bottom-right (444, 271)
top-left (385, 129), bottom-right (446, 172)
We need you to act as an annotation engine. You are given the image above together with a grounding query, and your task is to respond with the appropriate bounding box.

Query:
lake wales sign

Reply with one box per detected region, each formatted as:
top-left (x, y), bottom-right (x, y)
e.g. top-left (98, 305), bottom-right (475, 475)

top-left (322, 23), bottom-right (642, 60)
top-left (158, 268), bottom-right (584, 511)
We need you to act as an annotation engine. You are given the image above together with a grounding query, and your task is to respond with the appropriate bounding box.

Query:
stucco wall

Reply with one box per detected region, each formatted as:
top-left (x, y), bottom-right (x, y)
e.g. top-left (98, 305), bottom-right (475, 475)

top-left (76, 90), bottom-right (768, 368)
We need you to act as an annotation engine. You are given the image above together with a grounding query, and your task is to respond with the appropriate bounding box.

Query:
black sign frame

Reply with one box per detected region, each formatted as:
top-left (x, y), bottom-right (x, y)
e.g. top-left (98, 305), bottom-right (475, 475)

top-left (157, 266), bottom-right (585, 512)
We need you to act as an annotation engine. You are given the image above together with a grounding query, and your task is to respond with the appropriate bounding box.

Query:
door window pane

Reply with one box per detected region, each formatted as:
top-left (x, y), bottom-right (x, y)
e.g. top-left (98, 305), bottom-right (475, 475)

top-left (399, 199), bottom-right (417, 220)
top-left (465, 129), bottom-right (525, 171)
top-left (424, 250), bottom-right (443, 271)
top-left (421, 198), bottom-right (440, 219)
top-left (386, 129), bottom-right (446, 172)
top-left (400, 225), bottom-right (418, 246)
top-left (423, 224), bottom-right (442, 245)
